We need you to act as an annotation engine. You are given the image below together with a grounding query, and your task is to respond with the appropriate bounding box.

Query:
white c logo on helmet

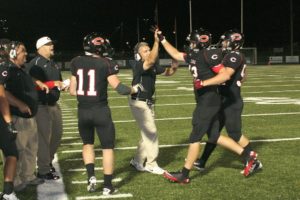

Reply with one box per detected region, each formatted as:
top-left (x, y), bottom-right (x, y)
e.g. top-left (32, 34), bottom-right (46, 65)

top-left (211, 54), bottom-right (218, 60)
top-left (230, 57), bottom-right (237, 62)
top-left (114, 65), bottom-right (119, 71)
top-left (2, 70), bottom-right (7, 77)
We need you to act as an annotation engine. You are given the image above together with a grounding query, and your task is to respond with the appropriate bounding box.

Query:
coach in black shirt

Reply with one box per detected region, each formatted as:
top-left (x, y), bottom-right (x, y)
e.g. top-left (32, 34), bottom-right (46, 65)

top-left (27, 36), bottom-right (63, 180)
top-left (129, 29), bottom-right (178, 175)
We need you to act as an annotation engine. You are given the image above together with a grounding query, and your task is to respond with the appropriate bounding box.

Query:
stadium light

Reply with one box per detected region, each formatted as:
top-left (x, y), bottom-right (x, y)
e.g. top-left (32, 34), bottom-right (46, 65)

top-left (189, 0), bottom-right (192, 32)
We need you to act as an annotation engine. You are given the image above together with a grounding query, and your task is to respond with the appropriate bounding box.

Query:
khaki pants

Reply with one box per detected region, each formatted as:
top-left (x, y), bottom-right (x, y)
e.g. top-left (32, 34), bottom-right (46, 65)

top-left (13, 116), bottom-right (38, 186)
top-left (36, 104), bottom-right (62, 174)
top-left (129, 98), bottom-right (159, 168)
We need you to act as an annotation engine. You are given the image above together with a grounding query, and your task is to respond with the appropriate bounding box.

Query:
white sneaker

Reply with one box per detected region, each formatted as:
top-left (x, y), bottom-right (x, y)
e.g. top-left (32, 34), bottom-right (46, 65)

top-left (87, 176), bottom-right (97, 192)
top-left (102, 186), bottom-right (118, 195)
top-left (144, 166), bottom-right (165, 175)
top-left (2, 192), bottom-right (20, 200)
top-left (130, 159), bottom-right (144, 172)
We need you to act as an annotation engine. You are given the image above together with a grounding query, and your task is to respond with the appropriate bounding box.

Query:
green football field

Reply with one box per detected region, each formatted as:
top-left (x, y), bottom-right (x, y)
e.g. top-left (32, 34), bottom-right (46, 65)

top-left (2, 65), bottom-right (300, 200)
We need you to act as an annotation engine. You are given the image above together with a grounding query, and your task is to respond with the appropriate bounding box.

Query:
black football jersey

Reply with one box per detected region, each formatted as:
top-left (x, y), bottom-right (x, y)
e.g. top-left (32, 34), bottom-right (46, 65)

top-left (222, 51), bottom-right (246, 88)
top-left (184, 48), bottom-right (223, 81)
top-left (131, 60), bottom-right (165, 100)
top-left (0, 61), bottom-right (9, 85)
top-left (70, 56), bottom-right (119, 107)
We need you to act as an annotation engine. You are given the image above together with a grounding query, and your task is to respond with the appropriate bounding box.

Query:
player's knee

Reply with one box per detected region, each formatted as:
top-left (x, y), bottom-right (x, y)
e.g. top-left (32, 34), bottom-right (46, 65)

top-left (189, 131), bottom-right (205, 143)
top-left (2, 146), bottom-right (18, 160)
top-left (228, 132), bottom-right (242, 142)
top-left (101, 141), bottom-right (114, 149)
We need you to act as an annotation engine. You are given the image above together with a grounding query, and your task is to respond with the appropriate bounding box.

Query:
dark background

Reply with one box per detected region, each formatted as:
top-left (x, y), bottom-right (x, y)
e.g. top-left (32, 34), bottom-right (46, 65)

top-left (0, 0), bottom-right (299, 61)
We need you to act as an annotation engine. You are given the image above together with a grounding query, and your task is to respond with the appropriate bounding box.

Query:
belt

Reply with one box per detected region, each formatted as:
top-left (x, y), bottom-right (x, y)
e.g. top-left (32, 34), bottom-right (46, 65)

top-left (131, 97), bottom-right (154, 104)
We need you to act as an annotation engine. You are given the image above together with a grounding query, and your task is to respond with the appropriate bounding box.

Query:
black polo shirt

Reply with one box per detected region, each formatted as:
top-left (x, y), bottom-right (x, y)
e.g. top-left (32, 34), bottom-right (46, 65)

top-left (5, 61), bottom-right (38, 118)
top-left (27, 54), bottom-right (62, 105)
top-left (131, 60), bottom-right (165, 100)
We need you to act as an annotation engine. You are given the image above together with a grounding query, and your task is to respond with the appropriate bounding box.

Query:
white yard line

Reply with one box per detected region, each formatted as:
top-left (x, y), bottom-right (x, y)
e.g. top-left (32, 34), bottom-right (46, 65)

top-left (72, 178), bottom-right (122, 184)
top-left (68, 167), bottom-right (103, 172)
top-left (61, 137), bottom-right (300, 153)
top-left (60, 111), bottom-right (300, 125)
top-left (66, 157), bottom-right (102, 162)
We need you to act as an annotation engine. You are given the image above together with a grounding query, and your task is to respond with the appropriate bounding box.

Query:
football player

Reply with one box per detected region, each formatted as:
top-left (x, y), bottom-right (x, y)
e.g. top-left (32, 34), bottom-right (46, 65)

top-left (69, 33), bottom-right (143, 195)
top-left (158, 28), bottom-right (259, 184)
top-left (0, 39), bottom-right (19, 200)
top-left (193, 29), bottom-right (262, 175)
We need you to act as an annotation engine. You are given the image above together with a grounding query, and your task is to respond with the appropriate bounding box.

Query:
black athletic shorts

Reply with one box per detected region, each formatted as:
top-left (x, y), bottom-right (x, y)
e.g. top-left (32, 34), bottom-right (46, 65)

top-left (78, 105), bottom-right (115, 149)
top-left (219, 96), bottom-right (244, 142)
top-left (0, 118), bottom-right (18, 158)
top-left (189, 91), bottom-right (221, 143)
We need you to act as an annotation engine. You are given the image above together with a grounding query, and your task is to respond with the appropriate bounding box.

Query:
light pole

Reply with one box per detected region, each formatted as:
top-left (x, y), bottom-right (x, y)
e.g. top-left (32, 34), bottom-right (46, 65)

top-left (189, 0), bottom-right (192, 32)
top-left (290, 0), bottom-right (294, 56)
top-left (241, 0), bottom-right (244, 33)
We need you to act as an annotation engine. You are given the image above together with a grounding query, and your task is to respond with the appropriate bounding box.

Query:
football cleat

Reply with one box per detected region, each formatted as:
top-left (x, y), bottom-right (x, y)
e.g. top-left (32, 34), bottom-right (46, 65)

top-left (241, 159), bottom-right (263, 176)
top-left (193, 159), bottom-right (206, 172)
top-left (243, 151), bottom-right (259, 177)
top-left (163, 171), bottom-right (190, 184)
top-left (87, 176), bottom-right (97, 192)
top-left (102, 186), bottom-right (118, 196)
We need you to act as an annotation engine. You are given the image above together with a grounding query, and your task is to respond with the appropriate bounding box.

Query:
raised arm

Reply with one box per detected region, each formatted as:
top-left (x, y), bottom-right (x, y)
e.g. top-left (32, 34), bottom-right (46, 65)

top-left (159, 32), bottom-right (185, 61)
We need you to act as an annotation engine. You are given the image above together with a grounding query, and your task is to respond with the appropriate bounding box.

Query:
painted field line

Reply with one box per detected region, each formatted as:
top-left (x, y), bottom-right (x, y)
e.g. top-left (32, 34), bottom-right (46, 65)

top-left (61, 142), bottom-right (82, 146)
top-left (61, 111), bottom-right (300, 125)
top-left (72, 178), bottom-right (122, 184)
top-left (37, 154), bottom-right (68, 200)
top-left (63, 131), bottom-right (79, 134)
top-left (62, 136), bottom-right (80, 140)
top-left (68, 167), bottom-right (103, 172)
top-left (61, 137), bottom-right (300, 154)
top-left (66, 157), bottom-right (102, 162)
top-left (75, 193), bottom-right (133, 200)
top-left (62, 87), bottom-right (300, 102)
top-left (63, 127), bottom-right (78, 130)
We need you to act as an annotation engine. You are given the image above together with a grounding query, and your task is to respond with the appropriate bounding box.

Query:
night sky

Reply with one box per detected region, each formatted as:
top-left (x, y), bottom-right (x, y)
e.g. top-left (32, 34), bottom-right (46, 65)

top-left (0, 0), bottom-right (299, 54)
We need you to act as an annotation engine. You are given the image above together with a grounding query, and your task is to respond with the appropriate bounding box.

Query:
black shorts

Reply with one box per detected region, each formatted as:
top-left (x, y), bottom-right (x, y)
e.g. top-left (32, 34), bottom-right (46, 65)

top-left (0, 118), bottom-right (18, 158)
top-left (78, 105), bottom-right (115, 149)
top-left (189, 91), bottom-right (221, 143)
top-left (219, 96), bottom-right (244, 141)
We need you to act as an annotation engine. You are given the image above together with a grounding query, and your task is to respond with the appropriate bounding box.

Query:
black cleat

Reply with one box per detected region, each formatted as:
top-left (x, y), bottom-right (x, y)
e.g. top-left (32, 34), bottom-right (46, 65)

top-left (163, 171), bottom-right (190, 184)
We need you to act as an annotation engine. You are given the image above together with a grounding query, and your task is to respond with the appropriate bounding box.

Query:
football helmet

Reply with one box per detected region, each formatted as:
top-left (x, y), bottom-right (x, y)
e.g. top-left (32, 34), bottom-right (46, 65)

top-left (83, 32), bottom-right (114, 57)
top-left (219, 29), bottom-right (244, 50)
top-left (186, 28), bottom-right (212, 50)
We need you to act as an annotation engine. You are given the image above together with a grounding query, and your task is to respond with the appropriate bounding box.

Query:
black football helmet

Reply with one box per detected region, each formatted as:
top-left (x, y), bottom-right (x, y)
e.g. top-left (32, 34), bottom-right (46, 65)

top-left (83, 32), bottom-right (114, 57)
top-left (186, 28), bottom-right (212, 50)
top-left (219, 29), bottom-right (244, 50)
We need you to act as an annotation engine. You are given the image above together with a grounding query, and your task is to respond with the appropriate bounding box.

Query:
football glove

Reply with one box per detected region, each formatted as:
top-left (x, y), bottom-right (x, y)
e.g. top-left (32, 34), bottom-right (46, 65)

top-left (194, 79), bottom-right (204, 90)
top-left (7, 122), bottom-right (18, 141)
top-left (132, 83), bottom-right (145, 93)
